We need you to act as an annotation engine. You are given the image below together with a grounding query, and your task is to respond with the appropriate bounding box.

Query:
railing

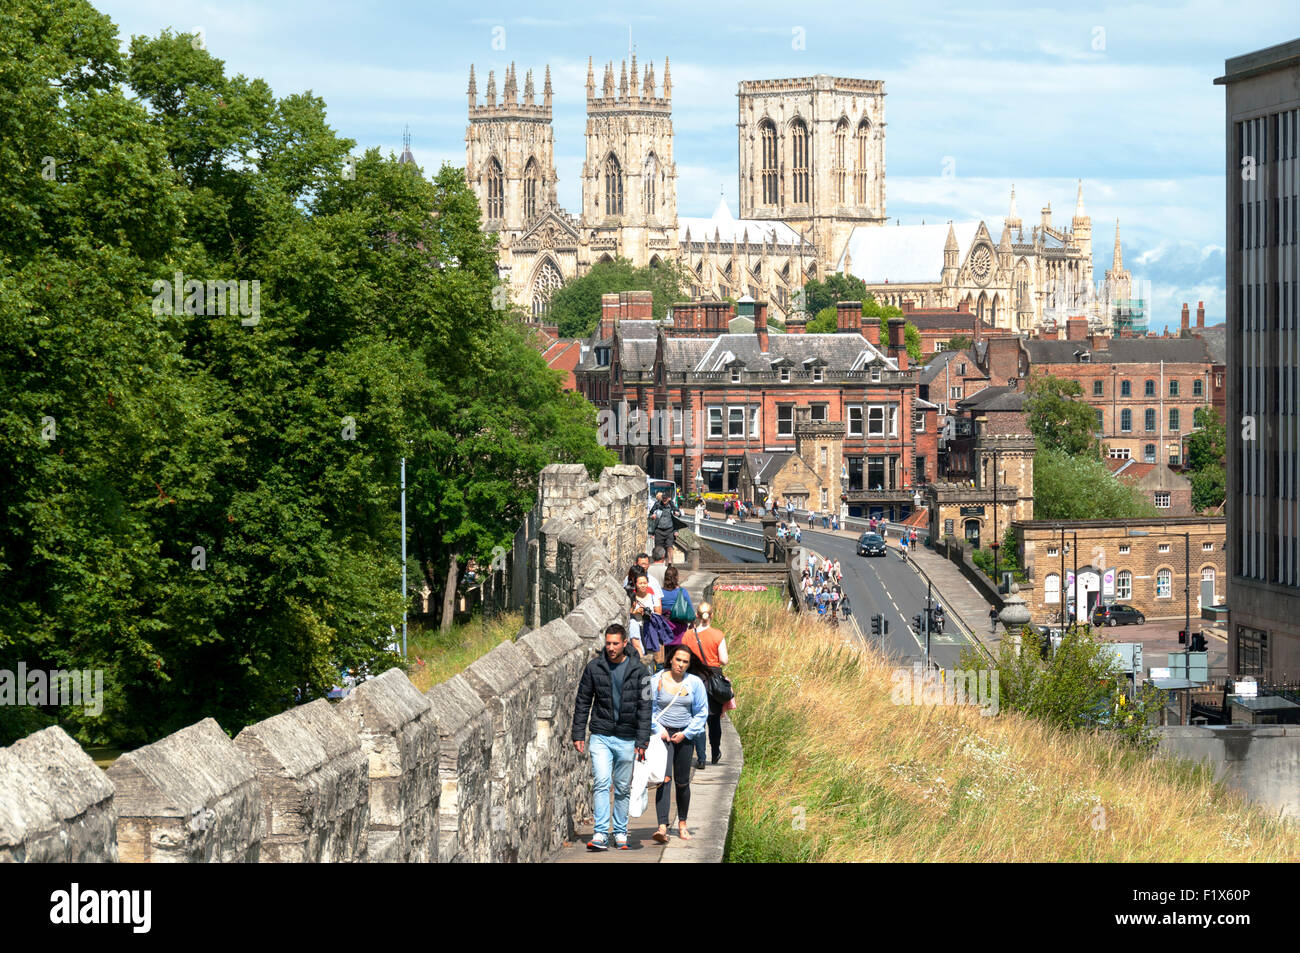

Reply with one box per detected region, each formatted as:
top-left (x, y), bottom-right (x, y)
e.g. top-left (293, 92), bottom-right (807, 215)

top-left (691, 517), bottom-right (767, 554)
top-left (658, 369), bottom-right (917, 385)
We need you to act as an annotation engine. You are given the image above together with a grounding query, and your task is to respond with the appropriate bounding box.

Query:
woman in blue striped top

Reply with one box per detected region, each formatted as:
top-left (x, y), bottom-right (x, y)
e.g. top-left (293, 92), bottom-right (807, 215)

top-left (650, 644), bottom-right (709, 843)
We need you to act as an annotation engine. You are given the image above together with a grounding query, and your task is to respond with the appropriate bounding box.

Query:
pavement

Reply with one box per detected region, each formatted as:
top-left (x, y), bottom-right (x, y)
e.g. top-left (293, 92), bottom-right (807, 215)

top-left (550, 716), bottom-right (742, 864)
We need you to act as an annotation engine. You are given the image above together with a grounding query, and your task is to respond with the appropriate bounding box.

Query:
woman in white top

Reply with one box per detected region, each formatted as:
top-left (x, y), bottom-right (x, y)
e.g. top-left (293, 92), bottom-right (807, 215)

top-left (628, 571), bottom-right (661, 660)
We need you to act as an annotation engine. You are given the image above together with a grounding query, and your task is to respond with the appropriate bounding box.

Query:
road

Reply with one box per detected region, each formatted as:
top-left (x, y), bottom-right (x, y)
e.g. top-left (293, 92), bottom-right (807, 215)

top-left (801, 529), bottom-right (978, 670)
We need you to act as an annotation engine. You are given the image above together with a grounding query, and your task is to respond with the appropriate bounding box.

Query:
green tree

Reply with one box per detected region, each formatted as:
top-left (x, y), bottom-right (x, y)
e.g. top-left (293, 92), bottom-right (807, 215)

top-left (945, 335), bottom-right (973, 351)
top-left (1025, 375), bottom-right (1099, 456)
top-left (959, 627), bottom-right (1165, 749)
top-left (807, 306), bottom-right (838, 333)
top-left (548, 258), bottom-right (688, 338)
top-left (1033, 450), bottom-right (1159, 520)
top-left (1186, 406), bottom-right (1226, 471)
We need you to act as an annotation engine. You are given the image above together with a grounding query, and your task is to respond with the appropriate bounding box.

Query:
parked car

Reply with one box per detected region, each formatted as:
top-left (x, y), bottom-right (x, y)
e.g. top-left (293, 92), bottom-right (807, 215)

top-left (857, 532), bottom-right (886, 557)
top-left (1091, 603), bottom-right (1146, 627)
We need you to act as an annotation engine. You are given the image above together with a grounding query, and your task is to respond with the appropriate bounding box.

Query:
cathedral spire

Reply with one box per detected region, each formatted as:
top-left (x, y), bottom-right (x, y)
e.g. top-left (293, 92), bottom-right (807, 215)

top-left (603, 61), bottom-right (615, 98)
top-left (645, 62), bottom-right (655, 98)
top-left (1007, 184), bottom-right (1019, 223)
top-left (524, 68), bottom-right (534, 105)
top-left (486, 69), bottom-right (496, 106)
top-left (619, 59), bottom-right (628, 99)
top-left (504, 63), bottom-right (517, 105)
top-left (1074, 179), bottom-right (1086, 219)
top-left (1113, 219), bottom-right (1124, 270)
top-left (944, 222), bottom-right (958, 252)
top-left (630, 51), bottom-right (638, 100)
top-left (663, 57), bottom-right (672, 100)
top-left (468, 64), bottom-right (477, 109)
top-left (544, 65), bottom-right (553, 108)
top-left (586, 57), bottom-right (595, 100)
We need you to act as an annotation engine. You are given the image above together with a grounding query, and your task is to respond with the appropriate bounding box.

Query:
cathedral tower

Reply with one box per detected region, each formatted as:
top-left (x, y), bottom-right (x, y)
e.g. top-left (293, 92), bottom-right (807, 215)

top-left (737, 75), bottom-right (887, 267)
top-left (465, 63), bottom-right (558, 233)
top-left (581, 54), bottom-right (678, 264)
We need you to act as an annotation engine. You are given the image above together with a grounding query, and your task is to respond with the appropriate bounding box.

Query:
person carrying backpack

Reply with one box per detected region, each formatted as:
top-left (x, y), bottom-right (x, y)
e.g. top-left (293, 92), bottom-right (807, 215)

top-left (651, 492), bottom-right (680, 565)
top-left (659, 565), bottom-right (695, 644)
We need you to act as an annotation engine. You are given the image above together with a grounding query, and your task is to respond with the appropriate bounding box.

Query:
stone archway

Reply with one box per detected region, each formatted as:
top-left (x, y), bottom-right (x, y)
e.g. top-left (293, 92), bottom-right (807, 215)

top-left (530, 257), bottom-right (564, 317)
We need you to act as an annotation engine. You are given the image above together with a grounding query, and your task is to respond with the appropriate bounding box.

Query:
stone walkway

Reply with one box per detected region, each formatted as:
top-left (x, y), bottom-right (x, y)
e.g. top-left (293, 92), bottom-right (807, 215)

top-left (550, 717), bottom-right (742, 864)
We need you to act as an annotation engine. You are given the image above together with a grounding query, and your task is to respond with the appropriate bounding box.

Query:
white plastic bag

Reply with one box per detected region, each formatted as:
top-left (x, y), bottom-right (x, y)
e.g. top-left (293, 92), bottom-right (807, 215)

top-left (645, 733), bottom-right (668, 784)
top-left (629, 759), bottom-right (650, 817)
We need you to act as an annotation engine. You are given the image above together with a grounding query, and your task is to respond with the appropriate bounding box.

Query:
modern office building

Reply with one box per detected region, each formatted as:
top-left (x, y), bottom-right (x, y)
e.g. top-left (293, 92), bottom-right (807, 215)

top-left (1216, 38), bottom-right (1300, 680)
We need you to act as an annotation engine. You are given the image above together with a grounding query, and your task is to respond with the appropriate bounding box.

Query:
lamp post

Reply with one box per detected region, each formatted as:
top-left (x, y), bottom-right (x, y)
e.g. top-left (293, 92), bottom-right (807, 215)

top-left (400, 455), bottom-right (408, 657)
top-left (991, 446), bottom-right (1000, 587)
top-left (1072, 530), bottom-right (1079, 629)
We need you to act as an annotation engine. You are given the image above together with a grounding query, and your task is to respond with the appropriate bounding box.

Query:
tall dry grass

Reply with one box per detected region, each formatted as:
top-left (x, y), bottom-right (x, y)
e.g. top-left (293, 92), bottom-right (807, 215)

top-left (404, 611), bottom-right (523, 694)
top-left (716, 593), bottom-right (1300, 862)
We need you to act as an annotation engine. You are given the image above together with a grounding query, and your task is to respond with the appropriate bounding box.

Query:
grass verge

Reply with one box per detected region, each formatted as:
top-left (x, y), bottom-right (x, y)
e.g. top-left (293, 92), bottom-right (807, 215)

top-left (716, 592), bottom-right (1300, 862)
top-left (404, 611), bottom-right (523, 694)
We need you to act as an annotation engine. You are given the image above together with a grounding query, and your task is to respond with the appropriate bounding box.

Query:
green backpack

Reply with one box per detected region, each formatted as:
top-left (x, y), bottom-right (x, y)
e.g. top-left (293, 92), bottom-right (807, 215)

top-left (668, 588), bottom-right (694, 623)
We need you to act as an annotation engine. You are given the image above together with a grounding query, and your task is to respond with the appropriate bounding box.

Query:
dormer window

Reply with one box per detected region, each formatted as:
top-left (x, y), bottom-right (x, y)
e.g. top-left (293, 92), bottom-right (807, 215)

top-left (780, 367), bottom-right (790, 383)
top-left (813, 366), bottom-right (824, 383)
top-left (731, 367), bottom-right (741, 384)
top-left (871, 364), bottom-right (882, 383)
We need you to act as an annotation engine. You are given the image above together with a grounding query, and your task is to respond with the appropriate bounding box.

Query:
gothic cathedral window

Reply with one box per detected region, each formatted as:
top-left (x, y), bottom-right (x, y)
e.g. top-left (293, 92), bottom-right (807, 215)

top-left (834, 120), bottom-right (847, 204)
top-left (644, 152), bottom-right (658, 215)
top-left (760, 121), bottom-right (778, 206)
top-left (605, 153), bottom-right (623, 216)
top-left (486, 157), bottom-right (503, 221)
top-left (523, 157), bottom-right (539, 220)
top-left (855, 120), bottom-right (870, 206)
top-left (791, 119), bottom-right (809, 205)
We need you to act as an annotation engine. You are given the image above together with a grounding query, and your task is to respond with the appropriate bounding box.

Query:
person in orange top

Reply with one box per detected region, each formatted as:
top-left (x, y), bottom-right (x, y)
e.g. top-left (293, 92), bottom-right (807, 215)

top-left (685, 602), bottom-right (729, 769)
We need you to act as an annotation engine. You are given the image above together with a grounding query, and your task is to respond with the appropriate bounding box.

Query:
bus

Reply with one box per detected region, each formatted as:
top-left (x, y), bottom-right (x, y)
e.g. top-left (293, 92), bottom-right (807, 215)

top-left (648, 479), bottom-right (679, 510)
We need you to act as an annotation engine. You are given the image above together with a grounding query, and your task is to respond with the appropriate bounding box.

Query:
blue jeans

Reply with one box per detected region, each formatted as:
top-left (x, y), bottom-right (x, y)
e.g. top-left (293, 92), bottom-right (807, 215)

top-left (589, 734), bottom-right (635, 837)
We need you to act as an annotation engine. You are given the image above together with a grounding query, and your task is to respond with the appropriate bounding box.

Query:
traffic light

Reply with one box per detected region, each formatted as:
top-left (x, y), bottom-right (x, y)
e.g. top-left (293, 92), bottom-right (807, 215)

top-left (1191, 632), bottom-right (1207, 652)
top-left (883, 619), bottom-right (890, 635)
top-left (1178, 630), bottom-right (1187, 645)
top-left (913, 613), bottom-right (923, 632)
top-left (870, 614), bottom-right (882, 637)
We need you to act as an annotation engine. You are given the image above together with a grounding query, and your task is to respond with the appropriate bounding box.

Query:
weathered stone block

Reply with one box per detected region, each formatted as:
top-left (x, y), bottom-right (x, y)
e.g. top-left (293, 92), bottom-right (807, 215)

top-left (234, 699), bottom-right (369, 863)
top-left (336, 669), bottom-right (439, 863)
top-left (107, 718), bottom-right (261, 863)
top-left (424, 675), bottom-right (493, 862)
top-left (0, 726), bottom-right (117, 863)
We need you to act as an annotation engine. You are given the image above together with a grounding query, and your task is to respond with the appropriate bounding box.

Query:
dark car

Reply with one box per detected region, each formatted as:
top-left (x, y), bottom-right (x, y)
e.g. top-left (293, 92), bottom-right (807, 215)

top-left (1091, 603), bottom-right (1145, 627)
top-left (857, 532), bottom-right (886, 557)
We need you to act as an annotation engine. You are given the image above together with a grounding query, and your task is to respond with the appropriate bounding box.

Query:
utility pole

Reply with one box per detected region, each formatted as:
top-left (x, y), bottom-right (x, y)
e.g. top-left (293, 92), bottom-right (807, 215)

top-left (992, 446), bottom-right (1000, 586)
top-left (1059, 524), bottom-right (1066, 628)
top-left (1072, 530), bottom-right (1079, 629)
top-left (1184, 530), bottom-right (1190, 642)
top-left (925, 579), bottom-right (933, 671)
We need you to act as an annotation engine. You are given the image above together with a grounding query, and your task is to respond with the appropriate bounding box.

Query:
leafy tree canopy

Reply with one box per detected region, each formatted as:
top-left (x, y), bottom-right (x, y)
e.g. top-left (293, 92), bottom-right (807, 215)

top-left (548, 257), bottom-right (688, 338)
top-left (1033, 450), bottom-right (1159, 521)
top-left (1025, 375), bottom-right (1099, 456)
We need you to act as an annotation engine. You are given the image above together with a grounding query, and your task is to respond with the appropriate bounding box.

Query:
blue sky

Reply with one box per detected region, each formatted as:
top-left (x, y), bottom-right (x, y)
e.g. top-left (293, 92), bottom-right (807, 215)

top-left (96, 0), bottom-right (1300, 329)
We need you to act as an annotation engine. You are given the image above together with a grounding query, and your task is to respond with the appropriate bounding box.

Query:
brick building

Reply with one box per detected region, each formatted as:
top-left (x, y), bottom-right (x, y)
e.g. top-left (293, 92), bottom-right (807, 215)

top-left (1021, 333), bottom-right (1216, 467)
top-left (898, 300), bottom-right (1016, 357)
top-left (1015, 517), bottom-right (1227, 626)
top-left (1104, 459), bottom-right (1194, 516)
top-left (576, 294), bottom-right (940, 520)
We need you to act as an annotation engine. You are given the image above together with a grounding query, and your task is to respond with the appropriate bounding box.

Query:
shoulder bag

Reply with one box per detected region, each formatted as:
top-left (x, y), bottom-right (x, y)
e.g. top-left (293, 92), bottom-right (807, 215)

top-left (691, 629), bottom-right (734, 706)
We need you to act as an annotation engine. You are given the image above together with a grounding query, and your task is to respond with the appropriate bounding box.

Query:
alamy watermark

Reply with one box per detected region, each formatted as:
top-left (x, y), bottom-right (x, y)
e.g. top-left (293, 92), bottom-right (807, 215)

top-left (0, 663), bottom-right (104, 717)
top-left (151, 271), bottom-right (261, 326)
top-left (890, 663), bottom-right (999, 716)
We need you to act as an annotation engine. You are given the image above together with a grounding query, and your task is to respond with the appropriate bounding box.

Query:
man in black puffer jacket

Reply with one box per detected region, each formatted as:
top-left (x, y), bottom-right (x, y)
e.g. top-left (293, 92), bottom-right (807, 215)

top-left (571, 623), bottom-right (651, 851)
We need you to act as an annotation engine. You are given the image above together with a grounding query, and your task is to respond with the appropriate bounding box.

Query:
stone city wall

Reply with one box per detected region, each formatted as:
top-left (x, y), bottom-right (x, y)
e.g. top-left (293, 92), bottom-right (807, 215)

top-left (0, 464), bottom-right (641, 863)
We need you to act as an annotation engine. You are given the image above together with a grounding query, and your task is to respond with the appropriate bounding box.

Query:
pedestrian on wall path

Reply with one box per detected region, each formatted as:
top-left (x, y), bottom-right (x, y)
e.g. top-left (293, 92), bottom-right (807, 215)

top-left (571, 623), bottom-right (651, 851)
top-left (684, 603), bottom-right (731, 769)
top-left (649, 645), bottom-right (709, 844)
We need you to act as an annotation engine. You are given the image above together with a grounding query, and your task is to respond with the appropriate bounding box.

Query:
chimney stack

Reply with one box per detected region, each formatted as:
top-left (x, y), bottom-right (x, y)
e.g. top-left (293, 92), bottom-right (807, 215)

top-left (1196, 301), bottom-right (1205, 328)
top-left (887, 317), bottom-right (908, 370)
top-left (1180, 303), bottom-right (1190, 335)
top-left (1066, 317), bottom-right (1089, 341)
top-left (623, 290), bottom-right (653, 320)
top-left (862, 311), bottom-right (881, 347)
top-left (836, 300), bottom-right (862, 334)
top-left (599, 293), bottom-right (619, 339)
top-left (755, 302), bottom-right (770, 351)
